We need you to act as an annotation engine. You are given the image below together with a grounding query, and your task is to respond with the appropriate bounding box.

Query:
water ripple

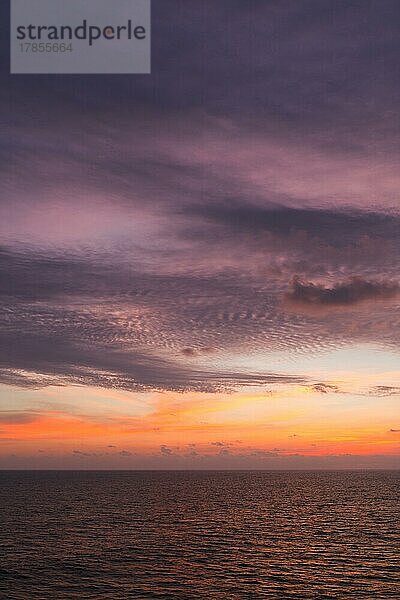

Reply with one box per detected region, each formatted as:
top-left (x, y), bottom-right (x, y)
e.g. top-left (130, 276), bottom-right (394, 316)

top-left (0, 470), bottom-right (399, 599)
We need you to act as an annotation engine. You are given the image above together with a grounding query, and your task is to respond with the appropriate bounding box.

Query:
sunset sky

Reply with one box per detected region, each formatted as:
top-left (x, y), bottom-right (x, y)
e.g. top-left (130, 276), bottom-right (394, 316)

top-left (1, 0), bottom-right (399, 469)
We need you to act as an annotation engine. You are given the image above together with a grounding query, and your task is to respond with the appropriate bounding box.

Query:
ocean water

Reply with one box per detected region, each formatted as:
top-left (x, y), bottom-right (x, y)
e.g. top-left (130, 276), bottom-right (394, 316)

top-left (0, 471), bottom-right (398, 599)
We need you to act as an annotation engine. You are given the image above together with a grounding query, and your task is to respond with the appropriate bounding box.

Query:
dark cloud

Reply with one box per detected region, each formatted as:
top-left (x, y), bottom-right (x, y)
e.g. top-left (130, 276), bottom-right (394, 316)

top-left (72, 450), bottom-right (93, 457)
top-left (310, 383), bottom-right (341, 394)
top-left (160, 445), bottom-right (173, 456)
top-left (181, 348), bottom-right (198, 357)
top-left (370, 386), bottom-right (400, 397)
top-left (181, 347), bottom-right (214, 357)
top-left (2, 0), bottom-right (400, 132)
top-left (188, 203), bottom-right (399, 246)
top-left (0, 328), bottom-right (304, 393)
top-left (285, 276), bottom-right (399, 310)
top-left (183, 202), bottom-right (400, 281)
top-left (0, 412), bottom-right (40, 424)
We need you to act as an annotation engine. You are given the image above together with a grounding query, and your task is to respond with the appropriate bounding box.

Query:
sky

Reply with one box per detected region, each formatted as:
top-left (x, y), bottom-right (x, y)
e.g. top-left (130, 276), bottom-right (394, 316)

top-left (0, 0), bottom-right (399, 469)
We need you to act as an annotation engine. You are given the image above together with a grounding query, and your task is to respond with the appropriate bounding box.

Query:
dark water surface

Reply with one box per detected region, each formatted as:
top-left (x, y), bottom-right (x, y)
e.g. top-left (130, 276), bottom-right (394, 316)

top-left (0, 470), bottom-right (398, 599)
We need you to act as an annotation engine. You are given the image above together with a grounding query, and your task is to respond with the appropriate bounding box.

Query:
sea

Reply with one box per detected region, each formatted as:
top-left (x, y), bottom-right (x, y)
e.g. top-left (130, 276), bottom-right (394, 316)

top-left (0, 470), bottom-right (398, 599)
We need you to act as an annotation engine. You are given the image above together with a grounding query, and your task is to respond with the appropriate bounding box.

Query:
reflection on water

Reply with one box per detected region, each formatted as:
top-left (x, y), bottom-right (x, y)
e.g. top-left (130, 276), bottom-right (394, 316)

top-left (0, 470), bottom-right (399, 598)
